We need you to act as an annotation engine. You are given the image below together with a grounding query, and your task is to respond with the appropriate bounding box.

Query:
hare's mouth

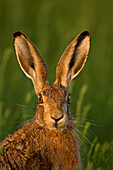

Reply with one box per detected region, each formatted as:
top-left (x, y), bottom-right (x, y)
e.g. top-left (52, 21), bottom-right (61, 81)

top-left (54, 121), bottom-right (66, 129)
top-left (44, 114), bottom-right (67, 130)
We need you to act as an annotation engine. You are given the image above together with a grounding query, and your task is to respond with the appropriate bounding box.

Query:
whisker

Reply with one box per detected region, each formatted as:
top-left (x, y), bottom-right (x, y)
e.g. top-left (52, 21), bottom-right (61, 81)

top-left (75, 119), bottom-right (101, 127)
top-left (67, 126), bottom-right (87, 153)
top-left (16, 118), bottom-right (35, 129)
top-left (14, 115), bottom-right (34, 123)
top-left (85, 122), bottom-right (101, 127)
top-left (77, 124), bottom-right (96, 136)
top-left (72, 114), bottom-right (97, 123)
top-left (14, 102), bottom-right (29, 108)
top-left (25, 120), bottom-right (46, 136)
top-left (75, 128), bottom-right (91, 145)
top-left (25, 121), bottom-right (38, 135)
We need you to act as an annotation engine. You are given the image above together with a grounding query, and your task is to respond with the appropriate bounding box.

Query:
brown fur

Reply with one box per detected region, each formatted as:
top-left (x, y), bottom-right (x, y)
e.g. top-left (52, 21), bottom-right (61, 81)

top-left (0, 31), bottom-right (90, 169)
top-left (0, 120), bottom-right (79, 169)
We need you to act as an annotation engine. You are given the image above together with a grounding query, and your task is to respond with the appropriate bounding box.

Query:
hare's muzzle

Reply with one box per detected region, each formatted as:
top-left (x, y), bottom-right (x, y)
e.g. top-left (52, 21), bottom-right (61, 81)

top-left (51, 110), bottom-right (64, 121)
top-left (50, 110), bottom-right (67, 129)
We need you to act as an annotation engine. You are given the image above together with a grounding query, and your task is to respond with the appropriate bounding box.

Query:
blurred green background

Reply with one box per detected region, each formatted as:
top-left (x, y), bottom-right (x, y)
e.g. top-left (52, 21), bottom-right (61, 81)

top-left (0, 0), bottom-right (113, 169)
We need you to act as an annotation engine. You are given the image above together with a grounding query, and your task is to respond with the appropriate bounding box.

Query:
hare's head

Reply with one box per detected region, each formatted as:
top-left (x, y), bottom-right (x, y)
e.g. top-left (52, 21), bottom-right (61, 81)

top-left (13, 31), bottom-right (90, 130)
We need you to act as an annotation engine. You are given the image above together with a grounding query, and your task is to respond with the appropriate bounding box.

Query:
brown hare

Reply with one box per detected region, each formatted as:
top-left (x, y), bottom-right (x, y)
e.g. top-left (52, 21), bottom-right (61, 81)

top-left (0, 31), bottom-right (90, 170)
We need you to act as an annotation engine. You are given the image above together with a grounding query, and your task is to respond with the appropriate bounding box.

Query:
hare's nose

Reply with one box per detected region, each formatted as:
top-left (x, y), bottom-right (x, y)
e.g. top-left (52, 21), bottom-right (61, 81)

top-left (51, 110), bottom-right (64, 122)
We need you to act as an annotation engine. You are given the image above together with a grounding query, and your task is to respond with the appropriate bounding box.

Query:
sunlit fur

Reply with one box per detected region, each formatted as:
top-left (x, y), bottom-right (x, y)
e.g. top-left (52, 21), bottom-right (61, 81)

top-left (0, 31), bottom-right (90, 170)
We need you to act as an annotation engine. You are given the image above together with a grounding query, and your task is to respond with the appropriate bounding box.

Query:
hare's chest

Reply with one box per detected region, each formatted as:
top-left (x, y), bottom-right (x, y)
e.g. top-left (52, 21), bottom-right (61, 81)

top-left (39, 131), bottom-right (77, 167)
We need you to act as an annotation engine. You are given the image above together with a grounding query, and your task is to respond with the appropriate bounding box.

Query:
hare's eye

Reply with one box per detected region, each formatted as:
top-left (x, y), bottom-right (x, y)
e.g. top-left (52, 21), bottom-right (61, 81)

top-left (38, 94), bottom-right (43, 104)
top-left (67, 94), bottom-right (70, 104)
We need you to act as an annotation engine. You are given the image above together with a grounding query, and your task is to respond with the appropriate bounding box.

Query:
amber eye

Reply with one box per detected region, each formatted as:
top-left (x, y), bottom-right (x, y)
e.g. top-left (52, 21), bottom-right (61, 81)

top-left (38, 94), bottom-right (43, 104)
top-left (67, 94), bottom-right (70, 104)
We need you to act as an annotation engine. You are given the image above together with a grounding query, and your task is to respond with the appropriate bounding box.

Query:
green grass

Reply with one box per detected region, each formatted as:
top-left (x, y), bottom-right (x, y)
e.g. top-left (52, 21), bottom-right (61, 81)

top-left (74, 86), bottom-right (113, 169)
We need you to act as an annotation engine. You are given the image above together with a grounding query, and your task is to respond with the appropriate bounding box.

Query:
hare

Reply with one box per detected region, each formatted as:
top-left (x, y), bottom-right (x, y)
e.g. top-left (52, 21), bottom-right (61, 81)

top-left (0, 31), bottom-right (90, 170)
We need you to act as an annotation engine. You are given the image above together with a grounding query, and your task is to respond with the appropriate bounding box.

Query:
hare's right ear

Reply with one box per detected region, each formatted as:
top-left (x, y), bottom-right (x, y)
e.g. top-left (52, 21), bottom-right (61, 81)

top-left (54, 31), bottom-right (90, 89)
top-left (13, 31), bottom-right (48, 94)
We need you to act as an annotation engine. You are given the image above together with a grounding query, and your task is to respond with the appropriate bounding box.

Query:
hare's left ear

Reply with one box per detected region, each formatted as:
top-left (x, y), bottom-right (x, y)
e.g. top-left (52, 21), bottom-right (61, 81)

top-left (13, 31), bottom-right (48, 94)
top-left (54, 31), bottom-right (91, 89)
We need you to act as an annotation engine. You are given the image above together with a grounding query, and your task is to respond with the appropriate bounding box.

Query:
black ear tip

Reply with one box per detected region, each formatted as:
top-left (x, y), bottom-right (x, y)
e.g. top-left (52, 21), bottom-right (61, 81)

top-left (13, 31), bottom-right (22, 38)
top-left (81, 31), bottom-right (90, 37)
top-left (77, 31), bottom-right (91, 43)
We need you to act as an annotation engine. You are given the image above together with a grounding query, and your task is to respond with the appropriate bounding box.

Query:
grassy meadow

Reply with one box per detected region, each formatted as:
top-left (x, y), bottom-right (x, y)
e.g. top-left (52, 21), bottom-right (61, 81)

top-left (0, 0), bottom-right (113, 169)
